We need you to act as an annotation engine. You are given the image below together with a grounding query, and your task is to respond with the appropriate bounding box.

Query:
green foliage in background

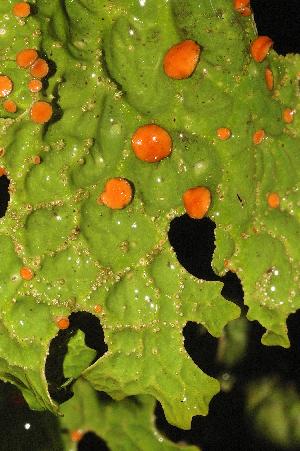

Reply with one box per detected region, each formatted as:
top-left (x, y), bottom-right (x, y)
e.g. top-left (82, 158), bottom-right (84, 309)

top-left (0, 0), bottom-right (299, 448)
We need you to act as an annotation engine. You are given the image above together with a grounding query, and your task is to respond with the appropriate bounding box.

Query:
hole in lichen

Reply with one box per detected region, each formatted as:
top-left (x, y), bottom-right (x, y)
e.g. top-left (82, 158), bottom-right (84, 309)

top-left (221, 271), bottom-right (244, 308)
top-left (78, 432), bottom-right (110, 451)
top-left (168, 215), bottom-right (219, 281)
top-left (251, 0), bottom-right (300, 55)
top-left (235, 311), bottom-right (300, 390)
top-left (70, 311), bottom-right (108, 360)
top-left (168, 215), bottom-right (244, 307)
top-left (45, 312), bottom-right (107, 403)
top-left (45, 326), bottom-right (74, 403)
top-left (155, 403), bottom-right (184, 445)
top-left (183, 322), bottom-right (219, 377)
top-left (0, 174), bottom-right (10, 218)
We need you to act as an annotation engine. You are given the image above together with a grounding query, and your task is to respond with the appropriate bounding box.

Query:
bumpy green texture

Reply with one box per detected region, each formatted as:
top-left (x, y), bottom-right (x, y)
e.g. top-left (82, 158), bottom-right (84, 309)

top-left (61, 378), bottom-right (198, 451)
top-left (0, 0), bottom-right (240, 429)
top-left (0, 0), bottom-right (299, 439)
top-left (63, 330), bottom-right (97, 380)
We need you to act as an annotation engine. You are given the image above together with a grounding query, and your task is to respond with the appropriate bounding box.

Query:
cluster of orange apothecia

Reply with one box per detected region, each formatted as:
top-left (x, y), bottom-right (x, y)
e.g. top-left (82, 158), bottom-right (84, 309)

top-left (1, 3), bottom-right (58, 320)
top-left (98, 2), bottom-right (295, 220)
top-left (2, 2), bottom-right (295, 331)
top-left (96, 39), bottom-right (210, 217)
top-left (0, 2), bottom-right (52, 123)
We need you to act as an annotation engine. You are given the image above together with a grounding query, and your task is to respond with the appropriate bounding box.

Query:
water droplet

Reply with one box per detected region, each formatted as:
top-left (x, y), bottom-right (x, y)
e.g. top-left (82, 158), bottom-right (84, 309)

top-left (194, 160), bottom-right (208, 175)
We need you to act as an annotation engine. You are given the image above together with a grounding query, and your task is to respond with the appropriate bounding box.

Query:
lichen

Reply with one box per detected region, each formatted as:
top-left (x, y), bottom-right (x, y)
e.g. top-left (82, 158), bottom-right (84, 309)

top-left (0, 0), bottom-right (299, 447)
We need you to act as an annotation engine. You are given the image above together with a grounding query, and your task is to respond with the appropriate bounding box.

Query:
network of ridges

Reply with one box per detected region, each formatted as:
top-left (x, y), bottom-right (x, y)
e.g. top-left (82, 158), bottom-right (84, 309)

top-left (213, 50), bottom-right (300, 347)
top-left (60, 378), bottom-right (199, 451)
top-left (0, 0), bottom-right (240, 430)
top-left (100, 0), bottom-right (300, 346)
top-left (0, 0), bottom-right (299, 437)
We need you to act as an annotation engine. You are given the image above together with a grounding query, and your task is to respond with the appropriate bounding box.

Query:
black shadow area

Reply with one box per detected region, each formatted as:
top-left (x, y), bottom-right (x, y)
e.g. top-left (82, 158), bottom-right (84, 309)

top-left (45, 312), bottom-right (107, 404)
top-left (251, 0), bottom-right (300, 55)
top-left (0, 174), bottom-right (9, 218)
top-left (79, 432), bottom-right (109, 451)
top-left (168, 215), bottom-right (244, 306)
top-left (183, 322), bottom-right (219, 378)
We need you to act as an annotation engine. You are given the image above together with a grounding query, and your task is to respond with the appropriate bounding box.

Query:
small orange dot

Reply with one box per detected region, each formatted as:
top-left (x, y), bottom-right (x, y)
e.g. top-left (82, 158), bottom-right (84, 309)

top-left (252, 129), bottom-right (265, 145)
top-left (224, 259), bottom-right (230, 268)
top-left (94, 305), bottom-right (103, 314)
top-left (30, 101), bottom-right (53, 124)
top-left (0, 167), bottom-right (7, 177)
top-left (99, 178), bottom-right (133, 210)
top-left (28, 79), bottom-right (43, 93)
top-left (0, 75), bottom-right (13, 97)
top-left (250, 36), bottom-right (273, 63)
top-left (217, 127), bottom-right (231, 140)
top-left (234, 0), bottom-right (250, 9)
top-left (267, 192), bottom-right (280, 209)
top-left (3, 99), bottom-right (17, 113)
top-left (234, 0), bottom-right (251, 16)
top-left (30, 58), bottom-right (49, 79)
top-left (183, 186), bottom-right (211, 219)
top-left (16, 49), bottom-right (38, 68)
top-left (265, 67), bottom-right (274, 91)
top-left (163, 39), bottom-right (201, 80)
top-left (20, 267), bottom-right (34, 281)
top-left (131, 124), bottom-right (172, 162)
top-left (56, 316), bottom-right (70, 330)
top-left (12, 2), bottom-right (31, 18)
top-left (241, 7), bottom-right (251, 16)
top-left (33, 155), bottom-right (41, 164)
top-left (282, 108), bottom-right (295, 124)
top-left (70, 430), bottom-right (84, 443)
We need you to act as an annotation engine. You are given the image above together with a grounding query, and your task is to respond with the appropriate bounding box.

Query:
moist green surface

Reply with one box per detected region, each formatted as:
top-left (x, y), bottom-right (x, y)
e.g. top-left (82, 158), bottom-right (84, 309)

top-left (60, 378), bottom-right (198, 451)
top-left (0, 0), bottom-right (299, 442)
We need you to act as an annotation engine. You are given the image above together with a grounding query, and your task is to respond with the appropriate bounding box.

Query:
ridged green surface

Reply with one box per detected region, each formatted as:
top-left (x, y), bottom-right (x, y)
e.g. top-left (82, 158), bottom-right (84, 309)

top-left (63, 330), bottom-right (97, 380)
top-left (0, 0), bottom-right (299, 443)
top-left (61, 378), bottom-right (198, 451)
